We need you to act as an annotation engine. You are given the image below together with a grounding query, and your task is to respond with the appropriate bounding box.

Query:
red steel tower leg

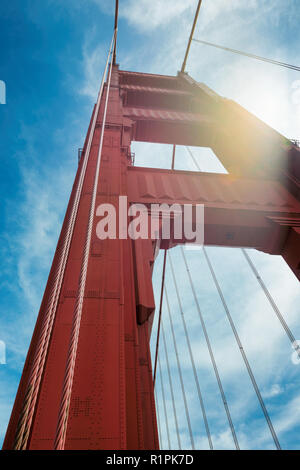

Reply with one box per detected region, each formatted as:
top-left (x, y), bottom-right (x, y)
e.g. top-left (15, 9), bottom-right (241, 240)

top-left (3, 65), bottom-right (158, 450)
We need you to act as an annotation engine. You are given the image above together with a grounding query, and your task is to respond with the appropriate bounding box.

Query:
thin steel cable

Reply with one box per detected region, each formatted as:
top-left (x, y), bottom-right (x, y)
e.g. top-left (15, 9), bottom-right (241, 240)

top-left (202, 246), bottom-right (281, 450)
top-left (12, 31), bottom-right (117, 451)
top-left (14, 153), bottom-right (87, 449)
top-left (185, 146), bottom-right (282, 449)
top-left (241, 248), bottom-right (300, 360)
top-left (193, 38), bottom-right (300, 72)
top-left (154, 388), bottom-right (163, 448)
top-left (168, 251), bottom-right (213, 450)
top-left (161, 318), bottom-right (181, 449)
top-left (54, 30), bottom-right (117, 450)
top-left (165, 286), bottom-right (195, 450)
top-left (158, 356), bottom-right (171, 450)
top-left (171, 144), bottom-right (176, 170)
top-left (186, 146), bottom-right (202, 171)
top-left (181, 1), bottom-right (203, 72)
top-left (180, 246), bottom-right (240, 450)
top-left (153, 249), bottom-right (167, 386)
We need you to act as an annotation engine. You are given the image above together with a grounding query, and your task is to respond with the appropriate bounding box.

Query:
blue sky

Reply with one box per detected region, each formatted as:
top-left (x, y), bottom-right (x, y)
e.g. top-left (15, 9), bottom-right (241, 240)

top-left (0, 0), bottom-right (300, 450)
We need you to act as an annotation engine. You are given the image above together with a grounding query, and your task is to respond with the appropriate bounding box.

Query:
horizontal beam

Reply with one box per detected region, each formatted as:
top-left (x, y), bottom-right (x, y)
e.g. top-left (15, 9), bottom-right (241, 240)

top-left (127, 166), bottom-right (300, 279)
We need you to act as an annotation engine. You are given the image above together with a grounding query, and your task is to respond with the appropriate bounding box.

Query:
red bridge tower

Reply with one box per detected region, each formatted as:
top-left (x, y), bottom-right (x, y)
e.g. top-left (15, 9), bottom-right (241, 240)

top-left (3, 52), bottom-right (300, 449)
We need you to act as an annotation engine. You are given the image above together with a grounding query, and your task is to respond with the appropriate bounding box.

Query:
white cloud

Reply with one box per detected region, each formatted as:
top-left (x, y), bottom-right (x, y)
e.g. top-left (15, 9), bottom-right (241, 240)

top-left (79, 40), bottom-right (106, 100)
top-left (262, 384), bottom-right (284, 399)
top-left (274, 395), bottom-right (300, 435)
top-left (120, 0), bottom-right (195, 32)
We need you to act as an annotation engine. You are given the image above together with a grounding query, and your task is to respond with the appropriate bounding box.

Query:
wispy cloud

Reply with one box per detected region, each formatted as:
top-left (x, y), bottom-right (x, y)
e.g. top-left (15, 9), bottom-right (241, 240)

top-left (119, 0), bottom-right (195, 32)
top-left (79, 39), bottom-right (106, 100)
top-left (262, 384), bottom-right (284, 399)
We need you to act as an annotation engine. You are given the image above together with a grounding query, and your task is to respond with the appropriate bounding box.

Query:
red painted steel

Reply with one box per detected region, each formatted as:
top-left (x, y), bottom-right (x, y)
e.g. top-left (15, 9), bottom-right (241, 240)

top-left (127, 166), bottom-right (300, 264)
top-left (3, 64), bottom-right (300, 451)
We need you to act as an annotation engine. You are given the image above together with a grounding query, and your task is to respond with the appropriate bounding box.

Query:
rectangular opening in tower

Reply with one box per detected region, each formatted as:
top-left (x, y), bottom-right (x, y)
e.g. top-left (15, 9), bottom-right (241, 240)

top-left (131, 142), bottom-right (228, 174)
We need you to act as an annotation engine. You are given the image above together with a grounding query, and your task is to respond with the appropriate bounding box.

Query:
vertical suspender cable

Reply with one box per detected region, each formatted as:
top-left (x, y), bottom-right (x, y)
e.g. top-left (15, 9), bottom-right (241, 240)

top-left (186, 146), bottom-right (202, 171)
top-left (165, 286), bottom-right (195, 449)
top-left (186, 146), bottom-right (297, 354)
top-left (154, 144), bottom-right (184, 449)
top-left (154, 388), bottom-right (163, 447)
top-left (158, 356), bottom-right (171, 449)
top-left (186, 146), bottom-right (281, 449)
top-left (161, 319), bottom-right (181, 449)
top-left (54, 29), bottom-right (117, 450)
top-left (202, 246), bottom-right (281, 450)
top-left (13, 31), bottom-right (117, 451)
top-left (153, 250), bottom-right (167, 386)
top-left (242, 249), bottom-right (300, 360)
top-left (171, 144), bottom-right (176, 170)
top-left (168, 251), bottom-right (213, 450)
top-left (180, 246), bottom-right (240, 450)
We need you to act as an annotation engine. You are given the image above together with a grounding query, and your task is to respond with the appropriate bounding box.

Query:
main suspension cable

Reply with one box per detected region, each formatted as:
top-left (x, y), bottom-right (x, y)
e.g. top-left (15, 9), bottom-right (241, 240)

top-left (180, 246), bottom-right (240, 450)
top-left (202, 246), bottom-right (281, 450)
top-left (113, 0), bottom-right (119, 65)
top-left (168, 251), bottom-right (213, 450)
top-left (165, 286), bottom-right (195, 449)
top-left (181, 1), bottom-right (203, 73)
top-left (171, 0), bottom-right (203, 172)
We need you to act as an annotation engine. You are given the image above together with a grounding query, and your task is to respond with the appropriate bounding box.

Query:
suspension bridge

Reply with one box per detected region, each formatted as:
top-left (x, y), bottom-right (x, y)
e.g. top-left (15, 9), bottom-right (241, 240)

top-left (3, 1), bottom-right (300, 451)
